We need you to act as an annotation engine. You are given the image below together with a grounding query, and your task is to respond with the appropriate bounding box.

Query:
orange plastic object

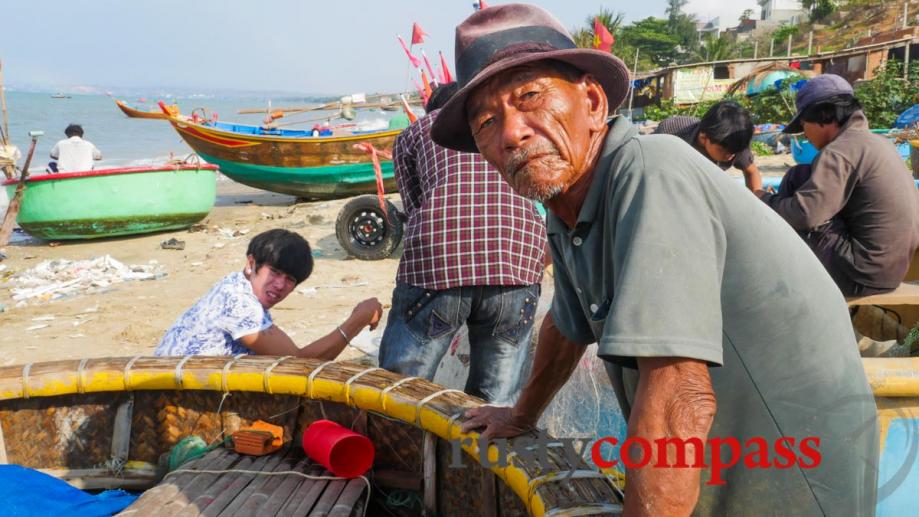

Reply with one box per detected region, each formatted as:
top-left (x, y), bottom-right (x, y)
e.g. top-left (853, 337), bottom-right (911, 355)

top-left (248, 420), bottom-right (284, 447)
top-left (232, 430), bottom-right (278, 456)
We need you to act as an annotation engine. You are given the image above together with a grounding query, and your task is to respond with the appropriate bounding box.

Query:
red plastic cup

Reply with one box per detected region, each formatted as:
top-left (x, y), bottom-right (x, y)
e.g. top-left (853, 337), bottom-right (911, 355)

top-left (302, 419), bottom-right (375, 478)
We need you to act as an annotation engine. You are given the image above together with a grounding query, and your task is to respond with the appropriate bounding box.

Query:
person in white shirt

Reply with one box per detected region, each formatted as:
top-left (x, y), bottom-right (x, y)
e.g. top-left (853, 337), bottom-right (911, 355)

top-left (48, 124), bottom-right (102, 172)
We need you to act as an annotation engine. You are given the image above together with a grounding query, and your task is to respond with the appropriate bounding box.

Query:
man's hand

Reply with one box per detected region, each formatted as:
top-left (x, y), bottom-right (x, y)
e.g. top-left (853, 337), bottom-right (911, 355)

top-left (461, 405), bottom-right (536, 439)
top-left (349, 297), bottom-right (383, 330)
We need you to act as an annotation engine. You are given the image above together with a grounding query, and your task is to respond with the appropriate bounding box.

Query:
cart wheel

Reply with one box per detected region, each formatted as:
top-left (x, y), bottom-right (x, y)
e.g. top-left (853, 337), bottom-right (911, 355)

top-left (335, 195), bottom-right (404, 260)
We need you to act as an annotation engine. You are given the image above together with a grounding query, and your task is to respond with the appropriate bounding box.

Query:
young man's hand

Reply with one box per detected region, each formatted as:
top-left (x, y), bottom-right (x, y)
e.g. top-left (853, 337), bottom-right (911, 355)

top-left (350, 298), bottom-right (383, 330)
top-left (461, 405), bottom-right (536, 439)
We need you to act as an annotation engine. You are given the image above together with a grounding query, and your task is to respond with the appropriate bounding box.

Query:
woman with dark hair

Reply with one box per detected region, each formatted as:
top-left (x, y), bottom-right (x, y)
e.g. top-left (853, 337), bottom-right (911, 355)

top-left (155, 229), bottom-right (382, 358)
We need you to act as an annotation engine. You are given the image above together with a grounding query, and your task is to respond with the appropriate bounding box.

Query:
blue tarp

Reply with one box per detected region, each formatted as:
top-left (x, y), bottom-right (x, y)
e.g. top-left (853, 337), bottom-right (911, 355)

top-left (0, 465), bottom-right (138, 516)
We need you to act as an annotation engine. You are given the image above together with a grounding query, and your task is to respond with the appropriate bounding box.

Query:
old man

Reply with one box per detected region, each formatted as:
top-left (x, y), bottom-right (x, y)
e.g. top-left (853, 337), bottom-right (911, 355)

top-left (431, 4), bottom-right (878, 516)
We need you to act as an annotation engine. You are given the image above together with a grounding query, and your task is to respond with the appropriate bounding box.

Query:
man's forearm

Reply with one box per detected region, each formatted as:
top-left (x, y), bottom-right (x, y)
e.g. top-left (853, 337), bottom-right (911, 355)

top-left (512, 313), bottom-right (587, 424)
top-left (624, 357), bottom-right (716, 517)
top-left (742, 164), bottom-right (762, 192)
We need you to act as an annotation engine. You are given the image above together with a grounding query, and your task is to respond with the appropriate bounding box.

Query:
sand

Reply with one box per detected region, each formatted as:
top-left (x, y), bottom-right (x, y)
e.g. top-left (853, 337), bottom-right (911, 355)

top-left (0, 180), bottom-right (401, 366)
top-left (0, 154), bottom-right (796, 367)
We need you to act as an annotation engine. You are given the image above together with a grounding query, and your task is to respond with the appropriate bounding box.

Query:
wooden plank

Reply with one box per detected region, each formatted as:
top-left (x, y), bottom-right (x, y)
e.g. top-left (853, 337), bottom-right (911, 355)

top-left (305, 478), bottom-right (346, 516)
top-left (111, 395), bottom-right (134, 462)
top-left (168, 451), bottom-right (257, 516)
top-left (192, 452), bottom-right (284, 517)
top-left (252, 457), bottom-right (312, 516)
top-left (327, 479), bottom-right (367, 517)
top-left (481, 470), bottom-right (498, 517)
top-left (222, 453), bottom-right (298, 516)
top-left (279, 469), bottom-right (334, 517)
top-left (422, 432), bottom-right (436, 514)
top-left (372, 469), bottom-right (422, 491)
top-left (120, 449), bottom-right (233, 516)
top-left (847, 282), bottom-right (919, 306)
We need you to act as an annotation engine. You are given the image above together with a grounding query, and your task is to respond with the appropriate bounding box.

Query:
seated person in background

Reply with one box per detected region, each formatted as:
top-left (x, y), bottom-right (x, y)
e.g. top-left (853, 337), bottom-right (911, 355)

top-left (654, 100), bottom-right (763, 192)
top-left (155, 229), bottom-right (383, 358)
top-left (757, 74), bottom-right (919, 297)
top-left (48, 124), bottom-right (102, 172)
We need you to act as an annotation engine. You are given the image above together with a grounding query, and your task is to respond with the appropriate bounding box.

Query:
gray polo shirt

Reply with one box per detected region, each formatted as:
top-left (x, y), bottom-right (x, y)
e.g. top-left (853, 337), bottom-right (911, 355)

top-left (548, 117), bottom-right (878, 516)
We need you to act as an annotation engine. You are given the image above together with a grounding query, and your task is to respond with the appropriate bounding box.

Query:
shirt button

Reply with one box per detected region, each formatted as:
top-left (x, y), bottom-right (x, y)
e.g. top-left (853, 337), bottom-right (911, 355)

top-left (572, 236), bottom-right (583, 246)
top-left (589, 303), bottom-right (599, 313)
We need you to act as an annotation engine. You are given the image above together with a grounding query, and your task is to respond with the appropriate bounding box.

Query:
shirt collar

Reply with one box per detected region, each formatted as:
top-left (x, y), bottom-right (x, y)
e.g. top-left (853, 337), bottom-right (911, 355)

top-left (547, 116), bottom-right (638, 235)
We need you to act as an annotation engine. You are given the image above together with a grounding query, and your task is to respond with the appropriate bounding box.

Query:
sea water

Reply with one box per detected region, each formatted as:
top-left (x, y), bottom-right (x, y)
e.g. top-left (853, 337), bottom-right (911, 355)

top-left (1, 91), bottom-right (404, 170)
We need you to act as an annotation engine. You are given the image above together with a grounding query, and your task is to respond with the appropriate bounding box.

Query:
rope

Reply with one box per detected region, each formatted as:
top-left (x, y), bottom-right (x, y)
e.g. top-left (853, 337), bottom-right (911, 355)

top-left (221, 354), bottom-right (246, 393)
top-left (307, 361), bottom-right (336, 399)
top-left (413, 389), bottom-right (464, 426)
top-left (163, 468), bottom-right (372, 517)
top-left (123, 356), bottom-right (141, 390)
top-left (344, 367), bottom-right (382, 407)
top-left (174, 356), bottom-right (193, 389)
top-left (76, 358), bottom-right (88, 394)
top-left (21, 363), bottom-right (32, 399)
top-left (527, 470), bottom-right (610, 511)
top-left (379, 376), bottom-right (419, 412)
top-left (263, 356), bottom-right (291, 394)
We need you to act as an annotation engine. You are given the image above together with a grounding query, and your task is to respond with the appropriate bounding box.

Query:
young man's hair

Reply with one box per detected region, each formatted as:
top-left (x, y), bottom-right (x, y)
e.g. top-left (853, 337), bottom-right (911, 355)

top-left (246, 229), bottom-right (313, 284)
top-left (800, 94), bottom-right (862, 127)
top-left (65, 124), bottom-right (84, 138)
top-left (698, 101), bottom-right (754, 154)
top-left (427, 82), bottom-right (459, 111)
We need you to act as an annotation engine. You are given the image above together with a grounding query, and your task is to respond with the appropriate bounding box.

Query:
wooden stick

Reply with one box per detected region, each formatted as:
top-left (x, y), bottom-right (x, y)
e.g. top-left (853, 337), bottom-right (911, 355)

top-left (0, 59), bottom-right (9, 146)
top-left (0, 131), bottom-right (39, 246)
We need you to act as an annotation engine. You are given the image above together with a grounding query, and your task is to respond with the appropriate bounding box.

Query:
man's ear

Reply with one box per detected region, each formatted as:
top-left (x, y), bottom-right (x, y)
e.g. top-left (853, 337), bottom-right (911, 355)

top-left (582, 75), bottom-right (609, 131)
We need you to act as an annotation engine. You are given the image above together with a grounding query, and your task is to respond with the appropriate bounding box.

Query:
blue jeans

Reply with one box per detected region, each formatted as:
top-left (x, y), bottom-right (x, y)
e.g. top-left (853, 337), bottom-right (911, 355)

top-left (379, 282), bottom-right (540, 404)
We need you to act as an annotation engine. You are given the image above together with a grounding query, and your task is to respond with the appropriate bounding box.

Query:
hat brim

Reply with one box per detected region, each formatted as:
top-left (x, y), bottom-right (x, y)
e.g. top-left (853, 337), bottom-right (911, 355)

top-left (783, 112), bottom-right (804, 134)
top-left (431, 48), bottom-right (631, 153)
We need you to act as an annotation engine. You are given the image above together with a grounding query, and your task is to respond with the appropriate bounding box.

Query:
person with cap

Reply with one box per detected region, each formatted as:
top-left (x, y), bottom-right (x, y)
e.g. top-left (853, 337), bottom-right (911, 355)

top-left (379, 82), bottom-right (546, 405)
top-left (756, 74), bottom-right (919, 297)
top-left (653, 100), bottom-right (764, 192)
top-left (431, 4), bottom-right (877, 516)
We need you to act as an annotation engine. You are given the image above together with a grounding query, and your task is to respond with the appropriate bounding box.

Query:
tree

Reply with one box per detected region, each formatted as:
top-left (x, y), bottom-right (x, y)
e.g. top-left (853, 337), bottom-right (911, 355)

top-left (665, 0), bottom-right (700, 56)
top-left (698, 33), bottom-right (736, 62)
top-left (620, 17), bottom-right (684, 67)
top-left (801, 0), bottom-right (836, 21)
top-left (739, 9), bottom-right (754, 23)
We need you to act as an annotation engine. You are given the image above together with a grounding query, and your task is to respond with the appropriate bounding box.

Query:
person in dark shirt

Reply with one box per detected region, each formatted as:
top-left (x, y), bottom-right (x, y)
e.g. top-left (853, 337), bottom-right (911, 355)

top-left (654, 101), bottom-right (763, 192)
top-left (757, 74), bottom-right (919, 297)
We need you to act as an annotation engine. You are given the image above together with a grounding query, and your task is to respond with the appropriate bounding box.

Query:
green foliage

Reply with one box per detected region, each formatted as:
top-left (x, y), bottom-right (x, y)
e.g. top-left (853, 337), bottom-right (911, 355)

top-left (697, 33), bottom-right (736, 62)
top-left (571, 8), bottom-right (625, 50)
top-left (739, 9), bottom-right (754, 23)
top-left (642, 77), bottom-right (802, 125)
top-left (750, 140), bottom-right (773, 157)
top-left (854, 59), bottom-right (919, 129)
top-left (801, 0), bottom-right (837, 21)
top-left (620, 17), bottom-right (684, 67)
top-left (772, 24), bottom-right (799, 44)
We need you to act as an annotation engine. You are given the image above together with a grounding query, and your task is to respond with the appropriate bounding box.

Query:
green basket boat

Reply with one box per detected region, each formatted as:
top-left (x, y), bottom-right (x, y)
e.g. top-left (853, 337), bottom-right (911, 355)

top-left (2, 164), bottom-right (218, 240)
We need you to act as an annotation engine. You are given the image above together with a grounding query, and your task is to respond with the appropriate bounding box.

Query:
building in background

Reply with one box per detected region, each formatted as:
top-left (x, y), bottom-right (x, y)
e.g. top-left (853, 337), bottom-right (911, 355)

top-left (762, 0), bottom-right (807, 25)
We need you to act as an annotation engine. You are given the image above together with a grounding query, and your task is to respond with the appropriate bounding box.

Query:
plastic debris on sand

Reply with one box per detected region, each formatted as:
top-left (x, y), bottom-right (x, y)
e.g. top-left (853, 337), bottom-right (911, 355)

top-left (7, 255), bottom-right (166, 303)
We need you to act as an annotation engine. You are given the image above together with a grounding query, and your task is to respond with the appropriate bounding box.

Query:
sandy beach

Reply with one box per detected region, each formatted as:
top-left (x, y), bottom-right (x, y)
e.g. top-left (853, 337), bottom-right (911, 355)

top-left (0, 179), bottom-right (404, 366)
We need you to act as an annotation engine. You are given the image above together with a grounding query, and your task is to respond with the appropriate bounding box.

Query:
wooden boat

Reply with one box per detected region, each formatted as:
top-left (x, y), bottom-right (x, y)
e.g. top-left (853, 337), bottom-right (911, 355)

top-left (114, 98), bottom-right (178, 119)
top-left (50, 93), bottom-right (71, 99)
top-left (2, 163), bottom-right (218, 240)
top-left (162, 110), bottom-right (400, 199)
top-left (0, 356), bottom-right (622, 516)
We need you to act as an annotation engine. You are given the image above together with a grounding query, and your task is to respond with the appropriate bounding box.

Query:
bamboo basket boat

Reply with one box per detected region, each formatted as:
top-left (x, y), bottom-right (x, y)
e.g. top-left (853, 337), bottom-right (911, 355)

top-left (0, 356), bottom-right (622, 516)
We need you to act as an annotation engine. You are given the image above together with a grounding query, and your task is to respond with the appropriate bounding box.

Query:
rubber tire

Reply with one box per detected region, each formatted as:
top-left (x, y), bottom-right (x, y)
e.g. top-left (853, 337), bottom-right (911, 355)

top-left (335, 195), bottom-right (404, 260)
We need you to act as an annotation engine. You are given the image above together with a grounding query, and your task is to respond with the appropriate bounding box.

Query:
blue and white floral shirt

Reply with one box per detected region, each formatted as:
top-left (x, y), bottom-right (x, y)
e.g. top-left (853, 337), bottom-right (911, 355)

top-left (155, 271), bottom-right (273, 356)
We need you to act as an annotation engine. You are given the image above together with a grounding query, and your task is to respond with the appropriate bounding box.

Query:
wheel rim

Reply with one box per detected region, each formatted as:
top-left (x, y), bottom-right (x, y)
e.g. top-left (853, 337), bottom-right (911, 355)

top-left (349, 209), bottom-right (387, 248)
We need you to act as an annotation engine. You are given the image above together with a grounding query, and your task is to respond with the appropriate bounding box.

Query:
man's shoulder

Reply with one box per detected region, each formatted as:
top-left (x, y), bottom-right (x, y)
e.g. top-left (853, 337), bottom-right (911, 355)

top-left (654, 115), bottom-right (700, 136)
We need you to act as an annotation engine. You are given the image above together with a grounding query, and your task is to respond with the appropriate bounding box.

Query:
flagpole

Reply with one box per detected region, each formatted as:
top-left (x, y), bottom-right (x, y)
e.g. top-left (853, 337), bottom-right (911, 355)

top-left (626, 48), bottom-right (639, 121)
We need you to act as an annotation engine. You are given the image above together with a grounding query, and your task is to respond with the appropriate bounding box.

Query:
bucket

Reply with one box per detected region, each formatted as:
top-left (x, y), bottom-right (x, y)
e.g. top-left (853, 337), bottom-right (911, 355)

top-left (302, 419), bottom-right (375, 478)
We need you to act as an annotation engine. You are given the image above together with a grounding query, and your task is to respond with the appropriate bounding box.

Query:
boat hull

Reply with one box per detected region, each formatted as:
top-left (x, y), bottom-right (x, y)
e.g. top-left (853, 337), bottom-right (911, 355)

top-left (115, 99), bottom-right (176, 119)
top-left (3, 165), bottom-right (217, 240)
top-left (167, 117), bottom-right (400, 199)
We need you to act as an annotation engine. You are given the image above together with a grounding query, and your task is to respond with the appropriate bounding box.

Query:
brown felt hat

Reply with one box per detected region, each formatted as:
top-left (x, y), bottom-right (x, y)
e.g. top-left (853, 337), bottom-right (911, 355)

top-left (430, 3), bottom-right (630, 153)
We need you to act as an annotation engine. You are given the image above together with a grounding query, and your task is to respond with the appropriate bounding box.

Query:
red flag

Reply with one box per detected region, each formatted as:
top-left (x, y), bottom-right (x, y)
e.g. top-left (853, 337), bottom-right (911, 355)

top-left (421, 69), bottom-right (433, 100)
top-left (478, 0), bottom-right (489, 9)
top-left (412, 77), bottom-right (427, 103)
top-left (593, 17), bottom-right (615, 52)
top-left (421, 50), bottom-right (437, 86)
top-left (397, 35), bottom-right (421, 68)
top-left (439, 51), bottom-right (453, 83)
top-left (411, 22), bottom-right (428, 45)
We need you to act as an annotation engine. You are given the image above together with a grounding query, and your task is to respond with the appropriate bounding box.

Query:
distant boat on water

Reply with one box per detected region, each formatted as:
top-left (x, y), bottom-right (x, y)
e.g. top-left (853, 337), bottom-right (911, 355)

top-left (50, 93), bottom-right (71, 99)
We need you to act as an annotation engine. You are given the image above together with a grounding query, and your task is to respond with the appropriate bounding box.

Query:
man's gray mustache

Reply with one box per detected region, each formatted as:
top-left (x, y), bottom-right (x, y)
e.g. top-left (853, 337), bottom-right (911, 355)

top-left (506, 145), bottom-right (561, 176)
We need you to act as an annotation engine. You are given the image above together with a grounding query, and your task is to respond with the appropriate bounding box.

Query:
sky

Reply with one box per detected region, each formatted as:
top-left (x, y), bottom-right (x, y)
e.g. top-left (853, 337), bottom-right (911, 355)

top-left (0, 0), bottom-right (758, 96)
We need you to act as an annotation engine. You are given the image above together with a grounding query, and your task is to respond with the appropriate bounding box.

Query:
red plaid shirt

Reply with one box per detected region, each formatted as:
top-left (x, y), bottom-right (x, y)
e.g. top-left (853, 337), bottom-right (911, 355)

top-left (394, 111), bottom-right (545, 290)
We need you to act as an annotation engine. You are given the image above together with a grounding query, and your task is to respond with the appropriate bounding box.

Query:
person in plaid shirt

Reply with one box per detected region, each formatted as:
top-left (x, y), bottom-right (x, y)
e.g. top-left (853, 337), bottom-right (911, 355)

top-left (379, 83), bottom-right (546, 405)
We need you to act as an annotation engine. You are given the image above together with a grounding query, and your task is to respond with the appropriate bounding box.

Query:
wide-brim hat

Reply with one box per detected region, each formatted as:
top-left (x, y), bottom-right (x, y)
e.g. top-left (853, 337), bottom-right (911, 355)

top-left (430, 3), bottom-right (630, 153)
top-left (783, 73), bottom-right (855, 134)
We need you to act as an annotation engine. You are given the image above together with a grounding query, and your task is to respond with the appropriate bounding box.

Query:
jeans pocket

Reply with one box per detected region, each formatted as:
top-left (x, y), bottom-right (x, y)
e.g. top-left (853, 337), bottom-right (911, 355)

top-left (494, 284), bottom-right (541, 346)
top-left (395, 284), bottom-right (458, 342)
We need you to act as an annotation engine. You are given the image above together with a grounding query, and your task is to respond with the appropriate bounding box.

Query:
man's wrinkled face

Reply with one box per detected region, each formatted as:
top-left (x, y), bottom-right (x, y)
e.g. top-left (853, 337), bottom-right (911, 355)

top-left (465, 64), bottom-right (603, 202)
